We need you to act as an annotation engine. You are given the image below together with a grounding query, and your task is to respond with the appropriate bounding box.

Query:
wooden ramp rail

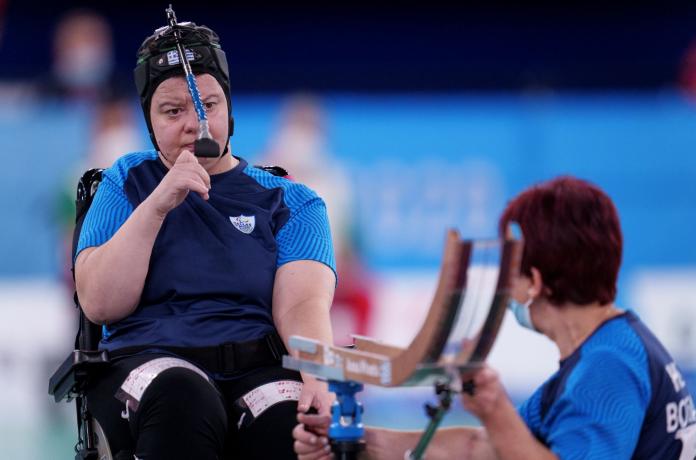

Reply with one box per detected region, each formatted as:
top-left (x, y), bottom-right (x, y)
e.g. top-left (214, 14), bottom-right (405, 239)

top-left (283, 229), bottom-right (523, 387)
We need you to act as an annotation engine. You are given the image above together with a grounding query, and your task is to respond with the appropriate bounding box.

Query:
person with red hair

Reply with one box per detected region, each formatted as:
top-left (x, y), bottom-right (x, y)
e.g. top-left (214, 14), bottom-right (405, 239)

top-left (294, 176), bottom-right (695, 460)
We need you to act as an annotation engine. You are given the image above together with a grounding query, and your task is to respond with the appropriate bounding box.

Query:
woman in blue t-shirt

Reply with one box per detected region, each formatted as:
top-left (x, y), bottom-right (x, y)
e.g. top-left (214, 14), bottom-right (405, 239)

top-left (77, 17), bottom-right (336, 460)
top-left (295, 176), bottom-right (695, 460)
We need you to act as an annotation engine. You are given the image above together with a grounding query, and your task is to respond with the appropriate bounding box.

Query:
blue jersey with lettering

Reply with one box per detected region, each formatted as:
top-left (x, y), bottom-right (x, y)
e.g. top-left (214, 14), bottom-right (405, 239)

top-left (77, 151), bottom-right (335, 351)
top-left (519, 310), bottom-right (696, 460)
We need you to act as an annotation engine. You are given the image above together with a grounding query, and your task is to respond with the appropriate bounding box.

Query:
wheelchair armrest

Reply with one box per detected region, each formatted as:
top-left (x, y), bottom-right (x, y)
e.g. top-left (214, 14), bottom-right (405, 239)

top-left (48, 349), bottom-right (111, 403)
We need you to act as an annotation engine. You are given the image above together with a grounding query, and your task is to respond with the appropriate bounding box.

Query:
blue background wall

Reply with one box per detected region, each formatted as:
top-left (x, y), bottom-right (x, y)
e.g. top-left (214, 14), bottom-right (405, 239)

top-left (3, 91), bottom-right (695, 306)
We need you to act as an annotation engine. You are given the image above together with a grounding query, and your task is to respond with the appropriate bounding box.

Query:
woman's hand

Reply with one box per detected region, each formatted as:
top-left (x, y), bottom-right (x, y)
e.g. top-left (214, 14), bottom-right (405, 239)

top-left (293, 413), bottom-right (332, 460)
top-left (460, 364), bottom-right (556, 460)
top-left (76, 150), bottom-right (211, 324)
top-left (148, 150), bottom-right (211, 217)
top-left (298, 374), bottom-right (335, 415)
top-left (460, 365), bottom-right (507, 423)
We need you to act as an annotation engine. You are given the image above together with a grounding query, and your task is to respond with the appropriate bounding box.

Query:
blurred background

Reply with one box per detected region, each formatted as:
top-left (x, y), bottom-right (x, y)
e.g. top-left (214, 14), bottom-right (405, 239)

top-left (1, 1), bottom-right (696, 458)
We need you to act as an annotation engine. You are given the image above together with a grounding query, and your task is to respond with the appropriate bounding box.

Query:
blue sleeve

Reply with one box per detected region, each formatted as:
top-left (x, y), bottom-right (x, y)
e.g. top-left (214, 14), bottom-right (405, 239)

top-left (75, 171), bottom-right (133, 258)
top-left (275, 196), bottom-right (336, 277)
top-left (518, 385), bottom-right (544, 439)
top-left (544, 348), bottom-right (651, 460)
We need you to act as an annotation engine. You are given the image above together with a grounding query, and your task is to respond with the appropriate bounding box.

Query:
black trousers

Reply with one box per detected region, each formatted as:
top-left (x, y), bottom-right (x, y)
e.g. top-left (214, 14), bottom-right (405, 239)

top-left (86, 353), bottom-right (303, 459)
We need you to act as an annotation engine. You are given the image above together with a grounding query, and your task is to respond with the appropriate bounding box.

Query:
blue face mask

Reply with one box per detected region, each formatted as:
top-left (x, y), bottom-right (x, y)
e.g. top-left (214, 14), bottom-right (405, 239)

top-left (508, 296), bottom-right (537, 331)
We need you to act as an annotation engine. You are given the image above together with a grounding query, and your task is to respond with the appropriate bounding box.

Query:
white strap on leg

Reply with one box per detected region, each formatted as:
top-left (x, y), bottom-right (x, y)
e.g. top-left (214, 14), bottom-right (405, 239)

top-left (241, 380), bottom-right (303, 418)
top-left (115, 357), bottom-right (211, 412)
top-left (235, 380), bottom-right (303, 429)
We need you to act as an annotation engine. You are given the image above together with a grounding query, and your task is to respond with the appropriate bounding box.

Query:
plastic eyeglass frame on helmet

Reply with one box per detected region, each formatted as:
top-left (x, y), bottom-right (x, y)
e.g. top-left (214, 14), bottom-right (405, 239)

top-left (133, 17), bottom-right (234, 156)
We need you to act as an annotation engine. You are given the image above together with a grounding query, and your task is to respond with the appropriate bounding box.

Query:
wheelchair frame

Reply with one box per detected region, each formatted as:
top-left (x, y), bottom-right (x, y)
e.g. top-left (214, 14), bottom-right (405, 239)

top-left (48, 168), bottom-right (111, 460)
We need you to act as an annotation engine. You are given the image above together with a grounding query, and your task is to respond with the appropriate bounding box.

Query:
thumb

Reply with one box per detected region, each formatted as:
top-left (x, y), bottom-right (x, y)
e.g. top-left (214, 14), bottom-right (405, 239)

top-left (297, 392), bottom-right (315, 414)
top-left (176, 149), bottom-right (196, 164)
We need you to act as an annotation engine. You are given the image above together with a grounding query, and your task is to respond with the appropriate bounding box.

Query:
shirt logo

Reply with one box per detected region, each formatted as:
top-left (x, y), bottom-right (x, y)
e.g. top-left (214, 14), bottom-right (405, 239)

top-left (229, 215), bottom-right (255, 234)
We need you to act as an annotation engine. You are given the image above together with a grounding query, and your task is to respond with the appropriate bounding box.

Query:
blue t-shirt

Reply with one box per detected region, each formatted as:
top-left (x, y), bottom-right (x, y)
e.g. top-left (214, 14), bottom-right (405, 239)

top-left (518, 310), bottom-right (696, 459)
top-left (77, 151), bottom-right (336, 351)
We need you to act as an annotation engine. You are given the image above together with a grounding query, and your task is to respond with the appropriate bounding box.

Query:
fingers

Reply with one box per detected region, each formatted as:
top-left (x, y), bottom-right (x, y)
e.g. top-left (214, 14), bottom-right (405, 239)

top-left (460, 365), bottom-right (507, 421)
top-left (150, 149), bottom-right (217, 215)
top-left (297, 450), bottom-right (332, 460)
top-left (473, 366), bottom-right (499, 386)
top-left (297, 400), bottom-right (311, 414)
top-left (461, 365), bottom-right (497, 387)
top-left (298, 378), bottom-right (334, 416)
top-left (297, 413), bottom-right (332, 435)
top-left (302, 394), bottom-right (333, 416)
top-left (460, 367), bottom-right (488, 404)
top-left (293, 422), bottom-right (329, 446)
top-left (297, 387), bottom-right (316, 414)
top-left (293, 423), bottom-right (332, 459)
top-left (171, 150), bottom-right (211, 199)
top-left (296, 446), bottom-right (332, 460)
top-left (176, 149), bottom-right (196, 163)
top-left (318, 390), bottom-right (336, 416)
top-left (181, 177), bottom-right (210, 201)
top-left (178, 150), bottom-right (211, 188)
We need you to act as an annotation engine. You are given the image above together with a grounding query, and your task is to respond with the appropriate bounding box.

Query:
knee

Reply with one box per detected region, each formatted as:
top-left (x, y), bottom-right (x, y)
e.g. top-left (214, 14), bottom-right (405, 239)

top-left (138, 366), bottom-right (225, 422)
top-left (133, 366), bottom-right (227, 451)
top-left (234, 400), bottom-right (299, 459)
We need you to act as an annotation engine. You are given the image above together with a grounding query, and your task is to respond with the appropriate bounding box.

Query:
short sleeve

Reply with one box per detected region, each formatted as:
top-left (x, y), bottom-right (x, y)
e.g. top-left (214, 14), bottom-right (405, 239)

top-left (275, 196), bottom-right (336, 277)
top-left (75, 172), bottom-right (133, 258)
top-left (544, 348), bottom-right (651, 460)
top-left (518, 385), bottom-right (545, 440)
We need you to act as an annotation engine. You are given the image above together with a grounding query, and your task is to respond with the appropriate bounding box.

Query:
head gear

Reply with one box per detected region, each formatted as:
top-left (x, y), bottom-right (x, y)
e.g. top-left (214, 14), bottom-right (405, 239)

top-left (134, 21), bottom-right (234, 153)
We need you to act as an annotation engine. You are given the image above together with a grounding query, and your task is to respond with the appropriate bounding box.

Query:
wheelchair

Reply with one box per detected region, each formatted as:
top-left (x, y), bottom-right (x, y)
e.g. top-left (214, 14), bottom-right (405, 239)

top-left (48, 164), bottom-right (292, 460)
top-left (48, 168), bottom-right (113, 459)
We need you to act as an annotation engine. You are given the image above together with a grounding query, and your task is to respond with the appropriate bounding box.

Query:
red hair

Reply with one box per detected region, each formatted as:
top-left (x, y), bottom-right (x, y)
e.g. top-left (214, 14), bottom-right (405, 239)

top-left (499, 176), bottom-right (622, 306)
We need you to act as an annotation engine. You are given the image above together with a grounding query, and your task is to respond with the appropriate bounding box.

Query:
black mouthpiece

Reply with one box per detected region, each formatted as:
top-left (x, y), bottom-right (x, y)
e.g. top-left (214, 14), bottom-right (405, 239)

top-left (194, 137), bottom-right (220, 158)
